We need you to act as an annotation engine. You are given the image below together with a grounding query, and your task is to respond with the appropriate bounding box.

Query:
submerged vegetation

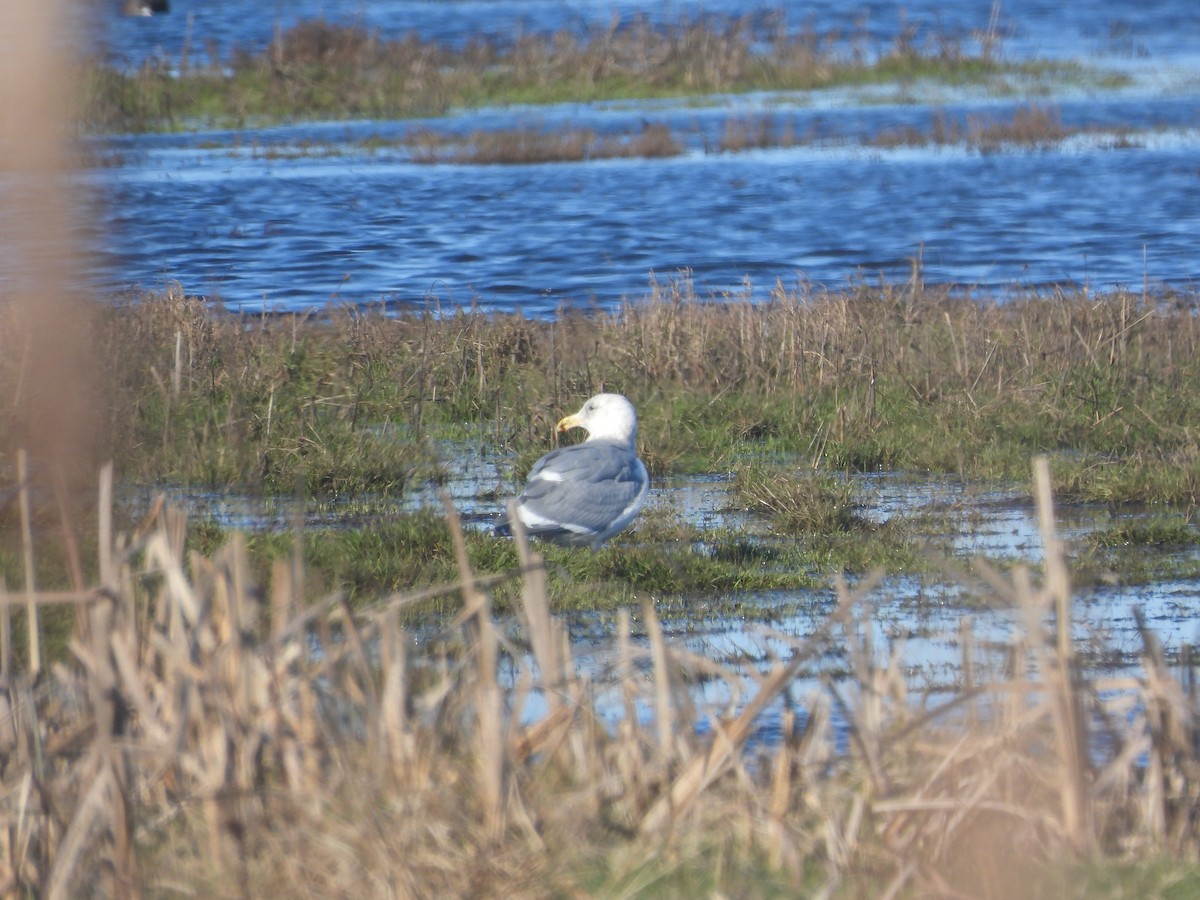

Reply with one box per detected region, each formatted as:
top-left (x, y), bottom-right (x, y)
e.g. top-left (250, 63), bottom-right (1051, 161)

top-left (404, 121), bottom-right (682, 164)
top-left (84, 14), bottom-right (1109, 133)
top-left (173, 99), bottom-right (1143, 167)
top-left (714, 102), bottom-right (1143, 155)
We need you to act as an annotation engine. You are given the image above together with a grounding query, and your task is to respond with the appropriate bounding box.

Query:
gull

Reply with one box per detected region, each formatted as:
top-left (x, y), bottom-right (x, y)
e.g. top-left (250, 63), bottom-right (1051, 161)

top-left (495, 393), bottom-right (649, 548)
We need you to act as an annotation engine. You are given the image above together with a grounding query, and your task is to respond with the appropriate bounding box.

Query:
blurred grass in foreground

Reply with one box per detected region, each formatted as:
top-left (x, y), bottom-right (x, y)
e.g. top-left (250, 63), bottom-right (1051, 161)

top-left (0, 464), bottom-right (1196, 896)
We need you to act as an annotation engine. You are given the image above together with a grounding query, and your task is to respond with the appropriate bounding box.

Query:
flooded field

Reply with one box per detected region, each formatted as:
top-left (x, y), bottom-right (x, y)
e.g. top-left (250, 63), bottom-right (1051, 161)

top-left (58, 0), bottom-right (1200, 756)
top-left (138, 461), bottom-right (1200, 713)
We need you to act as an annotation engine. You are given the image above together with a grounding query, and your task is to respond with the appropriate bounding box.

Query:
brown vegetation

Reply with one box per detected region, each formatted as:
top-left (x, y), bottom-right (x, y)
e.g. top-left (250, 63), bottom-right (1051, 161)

top-left (5, 277), bottom-right (1199, 507)
top-left (874, 103), bottom-right (1073, 151)
top-left (717, 103), bottom-right (1134, 154)
top-left (0, 465), bottom-right (1198, 896)
top-left (405, 122), bottom-right (681, 164)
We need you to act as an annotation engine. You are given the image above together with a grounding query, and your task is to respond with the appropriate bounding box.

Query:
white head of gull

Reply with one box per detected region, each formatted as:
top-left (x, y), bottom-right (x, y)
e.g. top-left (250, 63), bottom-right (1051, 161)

top-left (495, 393), bottom-right (649, 548)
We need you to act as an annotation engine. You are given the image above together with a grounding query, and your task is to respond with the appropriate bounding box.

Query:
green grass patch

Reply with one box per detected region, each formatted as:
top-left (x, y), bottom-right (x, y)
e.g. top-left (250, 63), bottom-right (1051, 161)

top-left (732, 463), bottom-right (863, 533)
top-left (208, 512), bottom-right (838, 616)
top-left (1087, 516), bottom-right (1200, 550)
top-left (1071, 514), bottom-right (1200, 586)
top-left (10, 280), bottom-right (1200, 602)
top-left (18, 280), bottom-right (1200, 509)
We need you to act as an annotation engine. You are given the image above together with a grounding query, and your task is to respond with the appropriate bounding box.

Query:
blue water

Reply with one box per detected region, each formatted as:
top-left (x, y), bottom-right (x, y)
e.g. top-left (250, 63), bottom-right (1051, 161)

top-left (70, 1), bottom-right (1200, 314)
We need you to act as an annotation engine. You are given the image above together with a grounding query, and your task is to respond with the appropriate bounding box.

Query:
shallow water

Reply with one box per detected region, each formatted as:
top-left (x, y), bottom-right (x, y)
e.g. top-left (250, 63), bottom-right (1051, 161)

top-left (143, 465), bottom-right (1200, 690)
top-left (63, 0), bottom-right (1200, 315)
top-left (546, 472), bottom-right (1200, 749)
top-left (129, 441), bottom-right (1200, 749)
top-left (91, 124), bottom-right (1200, 316)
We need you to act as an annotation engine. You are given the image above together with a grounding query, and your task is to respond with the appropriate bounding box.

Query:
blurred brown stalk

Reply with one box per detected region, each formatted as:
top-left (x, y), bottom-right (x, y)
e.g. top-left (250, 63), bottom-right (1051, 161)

top-left (1, 1), bottom-right (102, 604)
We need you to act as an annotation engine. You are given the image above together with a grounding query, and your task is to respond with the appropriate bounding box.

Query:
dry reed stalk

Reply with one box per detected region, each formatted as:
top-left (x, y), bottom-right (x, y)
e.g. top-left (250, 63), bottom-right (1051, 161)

top-left (638, 584), bottom-right (858, 837)
top-left (0, 578), bottom-right (9, 681)
top-left (642, 596), bottom-right (676, 756)
top-left (443, 494), bottom-right (506, 837)
top-left (1034, 456), bottom-right (1091, 851)
top-left (614, 608), bottom-right (647, 792)
top-left (377, 608), bottom-right (412, 777)
top-left (509, 502), bottom-right (560, 713)
top-left (830, 590), bottom-right (905, 798)
top-left (1133, 607), bottom-right (1200, 850)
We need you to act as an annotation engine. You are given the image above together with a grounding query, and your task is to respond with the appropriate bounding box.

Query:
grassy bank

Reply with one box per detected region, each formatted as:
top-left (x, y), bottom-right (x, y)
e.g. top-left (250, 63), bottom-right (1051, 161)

top-left (74, 279), bottom-right (1200, 505)
top-left (84, 15), bottom-right (1107, 132)
top-left (4, 279), bottom-right (1200, 610)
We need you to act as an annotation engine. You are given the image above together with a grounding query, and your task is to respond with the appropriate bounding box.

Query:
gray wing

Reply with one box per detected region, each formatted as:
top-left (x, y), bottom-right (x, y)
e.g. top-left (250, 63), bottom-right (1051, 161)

top-left (506, 440), bottom-right (646, 543)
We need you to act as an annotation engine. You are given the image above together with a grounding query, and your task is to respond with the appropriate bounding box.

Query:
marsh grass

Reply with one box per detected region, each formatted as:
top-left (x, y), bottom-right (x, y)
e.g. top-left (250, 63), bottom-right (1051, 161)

top-left (83, 14), bottom-right (1093, 133)
top-left (1071, 515), bottom-right (1200, 587)
top-left (224, 512), bottom-right (831, 615)
top-left (7, 279), bottom-right (1200, 601)
top-left (715, 103), bottom-right (1112, 154)
top-left (869, 102), bottom-right (1142, 152)
top-left (1088, 517), bottom-right (1200, 550)
top-left (42, 278), bottom-right (1200, 507)
top-left (1, 464), bottom-right (1200, 896)
top-left (733, 463), bottom-right (862, 533)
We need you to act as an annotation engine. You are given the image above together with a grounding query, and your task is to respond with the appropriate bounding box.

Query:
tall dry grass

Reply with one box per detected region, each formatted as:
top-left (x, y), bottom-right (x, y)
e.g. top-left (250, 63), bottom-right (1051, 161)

top-left (10, 276), bottom-right (1191, 504)
top-left (0, 461), bottom-right (1196, 896)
